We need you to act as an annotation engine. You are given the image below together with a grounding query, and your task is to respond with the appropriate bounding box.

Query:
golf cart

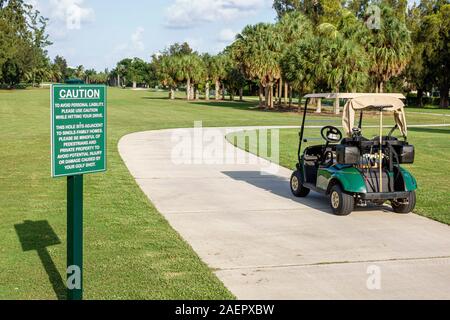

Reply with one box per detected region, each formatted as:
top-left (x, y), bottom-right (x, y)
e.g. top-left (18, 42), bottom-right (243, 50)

top-left (290, 93), bottom-right (417, 216)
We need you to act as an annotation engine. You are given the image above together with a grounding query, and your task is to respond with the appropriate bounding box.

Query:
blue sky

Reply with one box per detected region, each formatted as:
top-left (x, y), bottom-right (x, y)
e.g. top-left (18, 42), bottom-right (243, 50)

top-left (28, 0), bottom-right (276, 71)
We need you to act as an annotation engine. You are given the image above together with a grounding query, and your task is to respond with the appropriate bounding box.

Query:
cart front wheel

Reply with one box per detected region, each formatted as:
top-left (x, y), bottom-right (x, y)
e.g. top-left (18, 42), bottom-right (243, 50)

top-left (329, 185), bottom-right (354, 216)
top-left (290, 171), bottom-right (310, 197)
top-left (391, 191), bottom-right (416, 214)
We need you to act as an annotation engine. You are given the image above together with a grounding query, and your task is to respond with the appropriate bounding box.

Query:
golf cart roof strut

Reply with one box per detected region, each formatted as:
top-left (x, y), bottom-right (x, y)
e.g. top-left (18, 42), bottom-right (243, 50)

top-left (298, 98), bottom-right (309, 164)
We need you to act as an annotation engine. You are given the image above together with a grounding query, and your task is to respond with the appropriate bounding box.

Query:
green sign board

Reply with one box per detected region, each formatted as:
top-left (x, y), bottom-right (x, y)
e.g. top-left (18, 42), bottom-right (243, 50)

top-left (51, 84), bottom-right (107, 178)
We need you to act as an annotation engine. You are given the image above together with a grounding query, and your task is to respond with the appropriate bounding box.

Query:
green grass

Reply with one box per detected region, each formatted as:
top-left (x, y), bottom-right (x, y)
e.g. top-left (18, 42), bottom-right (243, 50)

top-left (227, 125), bottom-right (450, 225)
top-left (405, 105), bottom-right (450, 114)
top-left (1, 88), bottom-right (449, 300)
top-left (0, 88), bottom-right (296, 300)
top-left (0, 88), bottom-right (325, 300)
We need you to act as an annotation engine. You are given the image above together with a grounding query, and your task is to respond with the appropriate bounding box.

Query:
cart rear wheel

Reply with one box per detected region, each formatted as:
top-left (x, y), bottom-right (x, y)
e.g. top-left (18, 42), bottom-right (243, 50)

top-left (290, 171), bottom-right (310, 197)
top-left (391, 191), bottom-right (416, 214)
top-left (329, 185), bottom-right (354, 216)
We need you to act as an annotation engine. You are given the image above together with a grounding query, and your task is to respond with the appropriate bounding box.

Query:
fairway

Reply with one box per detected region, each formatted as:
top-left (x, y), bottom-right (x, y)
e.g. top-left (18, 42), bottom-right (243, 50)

top-left (0, 88), bottom-right (320, 300)
top-left (2, 0), bottom-right (450, 305)
top-left (0, 88), bottom-right (448, 299)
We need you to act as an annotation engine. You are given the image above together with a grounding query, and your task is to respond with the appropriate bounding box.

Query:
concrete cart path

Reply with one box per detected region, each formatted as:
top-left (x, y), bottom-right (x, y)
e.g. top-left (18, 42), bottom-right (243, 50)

top-left (119, 126), bottom-right (450, 300)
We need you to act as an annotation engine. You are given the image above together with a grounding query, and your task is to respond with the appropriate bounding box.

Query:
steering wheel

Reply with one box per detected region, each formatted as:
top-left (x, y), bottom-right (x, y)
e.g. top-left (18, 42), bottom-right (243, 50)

top-left (321, 126), bottom-right (343, 143)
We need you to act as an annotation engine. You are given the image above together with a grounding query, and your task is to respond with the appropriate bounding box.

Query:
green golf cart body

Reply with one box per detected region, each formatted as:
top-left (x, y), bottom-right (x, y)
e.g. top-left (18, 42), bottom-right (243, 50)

top-left (290, 93), bottom-right (418, 216)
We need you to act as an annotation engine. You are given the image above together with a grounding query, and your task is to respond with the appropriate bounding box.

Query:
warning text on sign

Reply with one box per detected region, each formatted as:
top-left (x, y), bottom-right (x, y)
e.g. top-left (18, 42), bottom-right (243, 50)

top-left (51, 85), bottom-right (107, 177)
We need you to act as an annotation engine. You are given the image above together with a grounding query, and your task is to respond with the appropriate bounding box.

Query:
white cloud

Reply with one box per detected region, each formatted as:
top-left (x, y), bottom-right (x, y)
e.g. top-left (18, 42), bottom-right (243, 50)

top-left (131, 27), bottom-right (145, 52)
top-left (49, 0), bottom-right (94, 30)
top-left (165, 0), bottom-right (270, 28)
top-left (184, 37), bottom-right (205, 52)
top-left (25, 0), bottom-right (94, 41)
top-left (114, 27), bottom-right (146, 55)
top-left (218, 28), bottom-right (237, 43)
top-left (106, 27), bottom-right (146, 66)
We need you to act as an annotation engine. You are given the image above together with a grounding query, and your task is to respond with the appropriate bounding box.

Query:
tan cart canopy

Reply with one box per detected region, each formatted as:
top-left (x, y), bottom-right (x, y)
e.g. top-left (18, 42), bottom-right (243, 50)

top-left (341, 95), bottom-right (407, 137)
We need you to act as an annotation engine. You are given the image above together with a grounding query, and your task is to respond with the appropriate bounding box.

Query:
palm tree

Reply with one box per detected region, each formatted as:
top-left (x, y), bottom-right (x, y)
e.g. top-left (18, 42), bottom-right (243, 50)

top-left (51, 68), bottom-right (63, 83)
top-left (191, 58), bottom-right (207, 100)
top-left (154, 54), bottom-right (179, 99)
top-left (202, 54), bottom-right (213, 101)
top-left (308, 10), bottom-right (370, 113)
top-left (116, 62), bottom-right (128, 87)
top-left (84, 69), bottom-right (96, 84)
top-left (177, 55), bottom-right (193, 100)
top-left (327, 37), bottom-right (369, 114)
top-left (337, 39), bottom-right (369, 93)
top-left (208, 54), bottom-right (229, 101)
top-left (223, 65), bottom-right (247, 101)
top-left (75, 65), bottom-right (85, 80)
top-left (277, 11), bottom-right (313, 106)
top-left (316, 26), bottom-right (369, 114)
top-left (281, 35), bottom-right (317, 111)
top-left (202, 53), bottom-right (225, 101)
top-left (364, 5), bottom-right (412, 93)
top-left (177, 54), bottom-right (205, 100)
top-left (232, 23), bottom-right (283, 109)
top-left (24, 66), bottom-right (52, 86)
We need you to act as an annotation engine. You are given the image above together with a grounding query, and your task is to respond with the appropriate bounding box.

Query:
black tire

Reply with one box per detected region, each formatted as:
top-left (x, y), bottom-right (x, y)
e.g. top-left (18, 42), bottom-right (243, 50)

top-left (329, 184), bottom-right (354, 216)
top-left (391, 191), bottom-right (416, 214)
top-left (290, 171), bottom-right (310, 197)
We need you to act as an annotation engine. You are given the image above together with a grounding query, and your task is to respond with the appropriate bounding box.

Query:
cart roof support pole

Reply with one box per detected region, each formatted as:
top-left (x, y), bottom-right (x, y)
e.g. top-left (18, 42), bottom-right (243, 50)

top-left (359, 111), bottom-right (364, 129)
top-left (379, 111), bottom-right (383, 193)
top-left (298, 98), bottom-right (310, 164)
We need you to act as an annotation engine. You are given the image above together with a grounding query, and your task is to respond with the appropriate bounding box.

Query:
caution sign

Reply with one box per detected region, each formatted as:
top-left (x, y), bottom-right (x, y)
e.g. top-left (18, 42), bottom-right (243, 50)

top-left (51, 84), bottom-right (107, 177)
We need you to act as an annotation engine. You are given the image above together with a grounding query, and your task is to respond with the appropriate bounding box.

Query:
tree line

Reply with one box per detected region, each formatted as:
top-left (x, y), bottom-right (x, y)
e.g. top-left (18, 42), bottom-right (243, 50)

top-left (0, 0), bottom-right (51, 87)
top-left (1, 0), bottom-right (449, 108)
top-left (0, 0), bottom-right (112, 87)
top-left (116, 0), bottom-right (450, 109)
